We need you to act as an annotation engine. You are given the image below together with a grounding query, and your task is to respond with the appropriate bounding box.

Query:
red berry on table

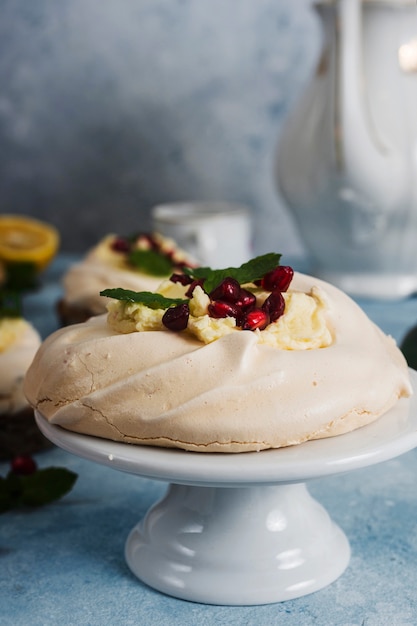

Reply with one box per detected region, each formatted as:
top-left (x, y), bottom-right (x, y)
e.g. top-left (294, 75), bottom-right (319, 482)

top-left (11, 455), bottom-right (38, 476)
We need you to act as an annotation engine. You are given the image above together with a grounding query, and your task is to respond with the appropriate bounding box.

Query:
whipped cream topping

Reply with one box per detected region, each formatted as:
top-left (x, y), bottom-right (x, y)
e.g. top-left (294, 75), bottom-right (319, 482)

top-left (107, 281), bottom-right (333, 349)
top-left (1, 318), bottom-right (41, 415)
top-left (24, 272), bottom-right (412, 452)
top-left (62, 233), bottom-right (194, 315)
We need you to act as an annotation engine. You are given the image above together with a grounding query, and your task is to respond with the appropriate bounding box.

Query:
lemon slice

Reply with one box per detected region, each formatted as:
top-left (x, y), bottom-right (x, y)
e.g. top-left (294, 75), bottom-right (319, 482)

top-left (0, 215), bottom-right (60, 270)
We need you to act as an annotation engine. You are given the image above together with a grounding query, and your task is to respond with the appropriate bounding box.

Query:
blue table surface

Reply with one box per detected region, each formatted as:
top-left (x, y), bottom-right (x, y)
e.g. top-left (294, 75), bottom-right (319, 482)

top-left (2, 255), bottom-right (417, 626)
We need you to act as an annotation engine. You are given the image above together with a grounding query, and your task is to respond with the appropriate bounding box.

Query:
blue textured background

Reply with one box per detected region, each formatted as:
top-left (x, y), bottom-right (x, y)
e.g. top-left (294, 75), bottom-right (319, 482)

top-left (0, 0), bottom-right (320, 254)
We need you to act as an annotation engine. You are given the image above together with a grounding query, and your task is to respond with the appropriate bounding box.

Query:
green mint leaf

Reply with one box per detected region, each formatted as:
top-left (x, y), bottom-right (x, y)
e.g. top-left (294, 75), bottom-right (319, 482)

top-left (183, 253), bottom-right (282, 293)
top-left (100, 288), bottom-right (188, 310)
top-left (1, 467), bottom-right (78, 513)
top-left (19, 468), bottom-right (78, 507)
top-left (0, 290), bottom-right (22, 319)
top-left (4, 262), bottom-right (38, 292)
top-left (0, 475), bottom-right (20, 513)
top-left (0, 261), bottom-right (39, 318)
top-left (128, 249), bottom-right (173, 276)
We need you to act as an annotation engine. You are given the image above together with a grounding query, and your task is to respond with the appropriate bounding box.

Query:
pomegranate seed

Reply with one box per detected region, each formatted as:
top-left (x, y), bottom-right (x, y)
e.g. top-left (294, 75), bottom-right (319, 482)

top-left (162, 303), bottom-right (190, 331)
top-left (169, 273), bottom-right (193, 286)
top-left (209, 278), bottom-right (241, 303)
top-left (186, 279), bottom-right (205, 297)
top-left (208, 301), bottom-right (240, 319)
top-left (262, 291), bottom-right (285, 322)
top-left (241, 308), bottom-right (270, 331)
top-left (111, 237), bottom-right (130, 253)
top-left (236, 288), bottom-right (256, 311)
top-left (11, 455), bottom-right (37, 476)
top-left (257, 266), bottom-right (294, 292)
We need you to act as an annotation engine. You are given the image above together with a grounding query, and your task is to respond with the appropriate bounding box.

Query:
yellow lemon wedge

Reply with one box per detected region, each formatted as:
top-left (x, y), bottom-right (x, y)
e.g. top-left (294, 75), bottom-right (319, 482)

top-left (0, 215), bottom-right (60, 271)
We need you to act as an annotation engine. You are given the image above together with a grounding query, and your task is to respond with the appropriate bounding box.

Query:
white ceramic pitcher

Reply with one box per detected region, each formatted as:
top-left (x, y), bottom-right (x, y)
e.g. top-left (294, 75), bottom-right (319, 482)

top-left (276, 0), bottom-right (417, 298)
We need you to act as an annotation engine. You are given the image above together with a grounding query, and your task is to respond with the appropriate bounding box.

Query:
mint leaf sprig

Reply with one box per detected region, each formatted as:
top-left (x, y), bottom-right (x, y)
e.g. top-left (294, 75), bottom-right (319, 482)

top-left (182, 252), bottom-right (282, 293)
top-left (0, 261), bottom-right (39, 319)
top-left (4, 261), bottom-right (38, 292)
top-left (128, 249), bottom-right (174, 277)
top-left (100, 289), bottom-right (188, 310)
top-left (100, 254), bottom-right (283, 309)
top-left (0, 290), bottom-right (22, 318)
top-left (0, 459), bottom-right (77, 513)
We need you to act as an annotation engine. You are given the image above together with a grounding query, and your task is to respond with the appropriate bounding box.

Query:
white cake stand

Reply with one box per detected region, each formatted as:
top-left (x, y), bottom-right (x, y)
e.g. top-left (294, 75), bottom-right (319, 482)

top-left (35, 369), bottom-right (417, 606)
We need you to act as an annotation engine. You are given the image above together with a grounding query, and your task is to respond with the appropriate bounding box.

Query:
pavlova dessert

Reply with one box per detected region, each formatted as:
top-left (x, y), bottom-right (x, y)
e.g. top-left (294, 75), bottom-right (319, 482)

top-left (26, 254), bottom-right (412, 453)
top-left (57, 231), bottom-right (196, 325)
top-left (0, 309), bottom-right (44, 458)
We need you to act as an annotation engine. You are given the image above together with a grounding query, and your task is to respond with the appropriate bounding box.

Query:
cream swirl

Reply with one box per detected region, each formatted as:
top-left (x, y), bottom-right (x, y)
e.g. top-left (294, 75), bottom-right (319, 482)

top-left (25, 272), bottom-right (412, 452)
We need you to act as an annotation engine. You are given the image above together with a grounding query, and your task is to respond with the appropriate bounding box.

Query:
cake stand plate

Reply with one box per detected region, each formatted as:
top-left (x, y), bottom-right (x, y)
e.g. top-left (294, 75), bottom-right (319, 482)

top-left (35, 369), bottom-right (417, 606)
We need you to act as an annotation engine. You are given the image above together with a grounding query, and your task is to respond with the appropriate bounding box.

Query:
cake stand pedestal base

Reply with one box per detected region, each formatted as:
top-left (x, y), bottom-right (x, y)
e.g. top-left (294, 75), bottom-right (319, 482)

top-left (125, 482), bottom-right (350, 605)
